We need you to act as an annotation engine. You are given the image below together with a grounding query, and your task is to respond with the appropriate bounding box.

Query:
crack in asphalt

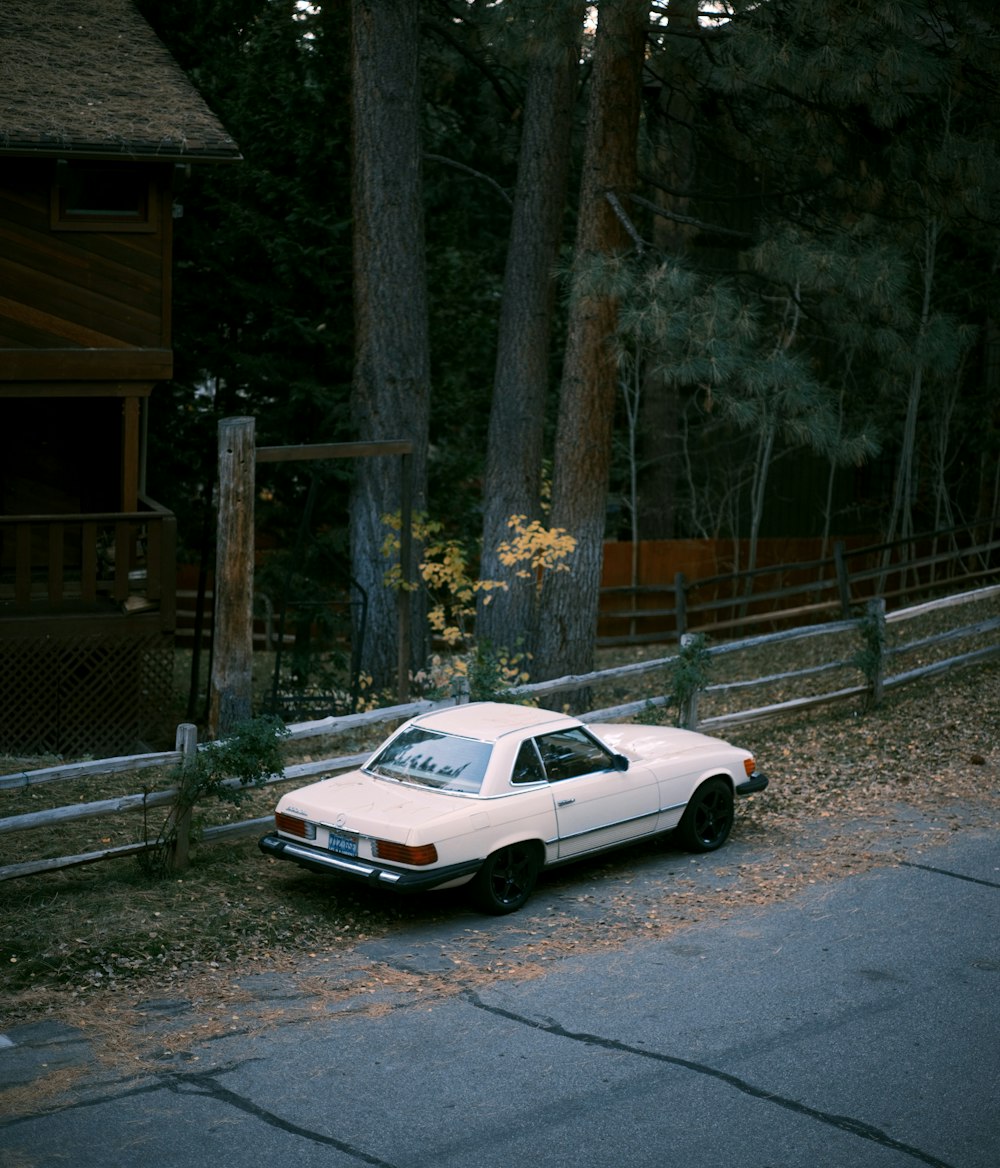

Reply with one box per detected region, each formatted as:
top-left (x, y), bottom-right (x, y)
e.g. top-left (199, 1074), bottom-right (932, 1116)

top-left (0, 1063), bottom-right (403, 1168)
top-left (165, 1069), bottom-right (402, 1167)
top-left (465, 992), bottom-right (957, 1168)
top-left (897, 861), bottom-right (1000, 889)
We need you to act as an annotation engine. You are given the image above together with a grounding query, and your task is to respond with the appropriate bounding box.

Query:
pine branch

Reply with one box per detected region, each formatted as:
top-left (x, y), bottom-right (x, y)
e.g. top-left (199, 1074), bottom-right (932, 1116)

top-left (627, 191), bottom-right (755, 242)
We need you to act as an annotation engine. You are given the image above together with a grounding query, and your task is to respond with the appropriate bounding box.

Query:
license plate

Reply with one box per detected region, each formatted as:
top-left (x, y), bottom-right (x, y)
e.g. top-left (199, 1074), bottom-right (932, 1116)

top-left (327, 832), bottom-right (358, 858)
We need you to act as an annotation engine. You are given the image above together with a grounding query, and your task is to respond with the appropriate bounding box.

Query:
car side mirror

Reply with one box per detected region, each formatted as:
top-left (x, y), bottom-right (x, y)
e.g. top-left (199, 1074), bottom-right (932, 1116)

top-left (612, 753), bottom-right (629, 772)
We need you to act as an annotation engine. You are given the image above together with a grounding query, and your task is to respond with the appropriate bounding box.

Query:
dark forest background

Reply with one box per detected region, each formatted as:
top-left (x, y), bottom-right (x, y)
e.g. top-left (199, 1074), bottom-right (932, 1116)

top-left (136, 0), bottom-right (1000, 689)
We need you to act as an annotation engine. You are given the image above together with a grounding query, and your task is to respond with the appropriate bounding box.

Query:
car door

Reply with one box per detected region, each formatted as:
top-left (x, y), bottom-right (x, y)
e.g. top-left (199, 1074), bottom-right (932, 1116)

top-left (529, 728), bottom-right (659, 859)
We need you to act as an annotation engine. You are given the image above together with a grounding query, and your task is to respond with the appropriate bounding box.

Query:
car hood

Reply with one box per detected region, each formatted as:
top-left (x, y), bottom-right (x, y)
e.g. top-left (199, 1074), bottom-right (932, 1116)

top-left (590, 723), bottom-right (735, 765)
top-left (276, 769), bottom-right (483, 842)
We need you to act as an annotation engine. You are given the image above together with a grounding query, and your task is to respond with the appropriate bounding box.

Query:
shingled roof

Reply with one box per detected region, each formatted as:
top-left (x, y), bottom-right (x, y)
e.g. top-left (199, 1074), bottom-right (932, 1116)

top-left (0, 0), bottom-right (241, 161)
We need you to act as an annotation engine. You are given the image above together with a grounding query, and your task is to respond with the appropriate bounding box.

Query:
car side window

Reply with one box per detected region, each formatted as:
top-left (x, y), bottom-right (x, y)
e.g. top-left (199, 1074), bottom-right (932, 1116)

top-left (534, 729), bottom-right (616, 783)
top-left (512, 740), bottom-right (546, 784)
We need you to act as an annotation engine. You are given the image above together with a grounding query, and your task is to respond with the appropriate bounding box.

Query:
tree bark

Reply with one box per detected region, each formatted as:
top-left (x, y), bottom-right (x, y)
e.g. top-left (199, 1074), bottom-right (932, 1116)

top-left (349, 0), bottom-right (430, 692)
top-left (476, 0), bottom-right (584, 660)
top-left (535, 0), bottom-right (647, 684)
top-left (635, 0), bottom-right (701, 541)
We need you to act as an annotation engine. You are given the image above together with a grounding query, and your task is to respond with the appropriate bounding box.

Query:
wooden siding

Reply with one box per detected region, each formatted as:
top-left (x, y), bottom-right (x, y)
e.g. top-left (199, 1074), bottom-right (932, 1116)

top-left (0, 160), bottom-right (172, 369)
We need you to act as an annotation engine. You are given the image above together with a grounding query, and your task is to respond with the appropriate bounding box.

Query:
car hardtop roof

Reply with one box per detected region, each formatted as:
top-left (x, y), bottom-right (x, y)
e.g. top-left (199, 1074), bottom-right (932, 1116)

top-left (409, 701), bottom-right (578, 742)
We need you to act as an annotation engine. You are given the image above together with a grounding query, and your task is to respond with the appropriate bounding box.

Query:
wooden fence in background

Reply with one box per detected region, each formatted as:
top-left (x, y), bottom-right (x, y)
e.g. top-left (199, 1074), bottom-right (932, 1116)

top-left (174, 521), bottom-right (1000, 653)
top-left (598, 521), bottom-right (1000, 645)
top-left (2, 581), bottom-right (998, 883)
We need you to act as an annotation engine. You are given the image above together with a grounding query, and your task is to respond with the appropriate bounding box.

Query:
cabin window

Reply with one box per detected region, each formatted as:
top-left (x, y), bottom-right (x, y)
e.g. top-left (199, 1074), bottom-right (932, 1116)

top-left (51, 162), bottom-right (157, 232)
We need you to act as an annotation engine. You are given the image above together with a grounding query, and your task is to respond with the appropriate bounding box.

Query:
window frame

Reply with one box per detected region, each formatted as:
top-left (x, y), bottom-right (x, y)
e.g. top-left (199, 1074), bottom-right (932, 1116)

top-left (51, 161), bottom-right (159, 233)
top-left (511, 739), bottom-right (547, 785)
top-left (533, 728), bottom-right (620, 784)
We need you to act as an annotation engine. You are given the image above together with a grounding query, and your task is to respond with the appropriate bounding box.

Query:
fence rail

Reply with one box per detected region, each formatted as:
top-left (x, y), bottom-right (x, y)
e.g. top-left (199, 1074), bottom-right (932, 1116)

top-left (2, 581), bottom-right (998, 883)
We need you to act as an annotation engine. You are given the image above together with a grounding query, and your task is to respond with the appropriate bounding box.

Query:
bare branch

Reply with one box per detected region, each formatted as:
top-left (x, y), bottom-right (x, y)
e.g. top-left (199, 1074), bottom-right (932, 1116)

top-left (424, 153), bottom-right (513, 207)
top-left (628, 191), bottom-right (755, 242)
top-left (605, 189), bottom-right (645, 253)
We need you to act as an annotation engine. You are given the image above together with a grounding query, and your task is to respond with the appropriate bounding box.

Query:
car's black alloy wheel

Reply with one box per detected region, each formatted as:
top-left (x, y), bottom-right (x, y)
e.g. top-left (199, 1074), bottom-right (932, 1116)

top-left (472, 842), bottom-right (541, 914)
top-left (676, 777), bottom-right (734, 852)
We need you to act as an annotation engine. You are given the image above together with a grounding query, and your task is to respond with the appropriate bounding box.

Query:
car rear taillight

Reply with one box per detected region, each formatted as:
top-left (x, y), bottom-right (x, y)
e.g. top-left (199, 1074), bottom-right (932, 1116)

top-left (276, 812), bottom-right (316, 840)
top-left (743, 757), bottom-right (756, 777)
top-left (372, 839), bottom-right (438, 866)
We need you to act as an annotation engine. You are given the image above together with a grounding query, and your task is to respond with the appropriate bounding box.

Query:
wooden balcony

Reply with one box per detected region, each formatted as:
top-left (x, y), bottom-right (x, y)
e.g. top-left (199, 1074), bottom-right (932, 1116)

top-left (0, 495), bottom-right (176, 633)
top-left (0, 496), bottom-right (178, 755)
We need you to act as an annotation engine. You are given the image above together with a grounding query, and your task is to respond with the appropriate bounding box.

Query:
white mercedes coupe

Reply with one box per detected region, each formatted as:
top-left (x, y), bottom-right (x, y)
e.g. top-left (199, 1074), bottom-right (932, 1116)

top-left (258, 701), bottom-right (768, 914)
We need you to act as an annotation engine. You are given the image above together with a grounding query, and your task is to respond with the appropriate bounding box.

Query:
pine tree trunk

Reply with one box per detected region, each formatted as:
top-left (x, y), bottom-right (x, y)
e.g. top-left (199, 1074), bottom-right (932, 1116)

top-left (535, 0), bottom-right (647, 685)
top-left (349, 0), bottom-right (430, 692)
top-left (476, 1), bottom-right (583, 660)
top-left (881, 216), bottom-right (938, 591)
top-left (636, 0), bottom-right (701, 542)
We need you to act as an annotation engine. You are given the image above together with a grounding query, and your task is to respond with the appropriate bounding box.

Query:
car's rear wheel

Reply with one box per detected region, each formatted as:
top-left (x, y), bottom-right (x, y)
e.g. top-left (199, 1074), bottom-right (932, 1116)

top-left (471, 842), bottom-right (541, 914)
top-left (676, 777), bottom-right (734, 852)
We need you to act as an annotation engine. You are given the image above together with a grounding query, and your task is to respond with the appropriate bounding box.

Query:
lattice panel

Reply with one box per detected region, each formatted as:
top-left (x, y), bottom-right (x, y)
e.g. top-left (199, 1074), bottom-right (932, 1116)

top-left (0, 632), bottom-right (174, 757)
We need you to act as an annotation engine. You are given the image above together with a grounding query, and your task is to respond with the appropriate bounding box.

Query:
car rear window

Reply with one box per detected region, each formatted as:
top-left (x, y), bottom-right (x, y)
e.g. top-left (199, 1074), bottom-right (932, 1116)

top-left (365, 727), bottom-right (493, 793)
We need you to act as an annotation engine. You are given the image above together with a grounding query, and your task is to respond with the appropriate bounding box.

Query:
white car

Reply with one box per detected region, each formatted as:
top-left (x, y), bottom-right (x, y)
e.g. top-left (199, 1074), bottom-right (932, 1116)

top-left (259, 701), bottom-right (768, 914)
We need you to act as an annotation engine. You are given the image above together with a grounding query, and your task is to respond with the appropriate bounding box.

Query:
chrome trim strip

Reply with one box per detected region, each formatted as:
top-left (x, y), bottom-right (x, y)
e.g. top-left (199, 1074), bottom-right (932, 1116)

top-left (556, 808), bottom-right (660, 844)
top-left (366, 771), bottom-right (484, 799)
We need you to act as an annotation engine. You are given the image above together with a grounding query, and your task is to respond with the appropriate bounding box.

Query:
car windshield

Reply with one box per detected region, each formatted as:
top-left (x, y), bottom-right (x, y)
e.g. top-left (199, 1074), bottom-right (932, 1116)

top-left (366, 727), bottom-right (493, 793)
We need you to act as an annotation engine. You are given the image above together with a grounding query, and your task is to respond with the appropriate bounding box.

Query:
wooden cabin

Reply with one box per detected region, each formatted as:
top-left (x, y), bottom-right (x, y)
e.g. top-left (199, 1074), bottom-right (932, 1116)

top-left (0, 0), bottom-right (240, 756)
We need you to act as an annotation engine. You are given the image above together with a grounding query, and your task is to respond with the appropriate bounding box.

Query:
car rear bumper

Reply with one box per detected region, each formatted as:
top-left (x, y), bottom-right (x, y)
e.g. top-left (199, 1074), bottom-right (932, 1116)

top-left (258, 832), bottom-right (483, 892)
top-left (736, 770), bottom-right (768, 795)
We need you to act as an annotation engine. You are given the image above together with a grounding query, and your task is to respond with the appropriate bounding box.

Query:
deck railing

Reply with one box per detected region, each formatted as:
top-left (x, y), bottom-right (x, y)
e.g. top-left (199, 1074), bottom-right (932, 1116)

top-left (0, 494), bottom-right (176, 626)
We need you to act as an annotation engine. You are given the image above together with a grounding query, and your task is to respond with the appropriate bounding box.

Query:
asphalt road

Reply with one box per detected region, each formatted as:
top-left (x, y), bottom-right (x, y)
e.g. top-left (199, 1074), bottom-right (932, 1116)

top-left (1, 827), bottom-right (997, 1168)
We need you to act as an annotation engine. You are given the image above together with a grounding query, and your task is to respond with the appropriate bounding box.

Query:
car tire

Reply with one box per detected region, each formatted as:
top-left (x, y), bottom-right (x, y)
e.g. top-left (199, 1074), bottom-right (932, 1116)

top-left (676, 777), bottom-right (734, 852)
top-left (471, 842), bottom-right (541, 914)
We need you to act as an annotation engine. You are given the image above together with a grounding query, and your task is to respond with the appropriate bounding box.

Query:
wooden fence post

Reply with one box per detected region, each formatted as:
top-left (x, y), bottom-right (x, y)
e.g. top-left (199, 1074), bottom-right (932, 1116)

top-left (679, 632), bottom-right (700, 729)
top-left (865, 596), bottom-right (886, 710)
top-left (834, 540), bottom-right (852, 617)
top-left (171, 722), bottom-right (198, 871)
top-left (210, 417), bottom-right (256, 738)
top-left (675, 571), bottom-right (687, 638)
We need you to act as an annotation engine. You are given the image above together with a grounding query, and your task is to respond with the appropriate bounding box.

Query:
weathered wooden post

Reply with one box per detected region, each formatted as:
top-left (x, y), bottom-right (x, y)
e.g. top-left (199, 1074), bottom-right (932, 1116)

top-left (679, 632), bottom-right (700, 729)
top-left (170, 721), bottom-right (198, 871)
top-left (834, 540), bottom-right (852, 617)
top-left (865, 595), bottom-right (887, 710)
top-left (209, 417), bottom-right (256, 738)
top-left (674, 571), bottom-right (687, 638)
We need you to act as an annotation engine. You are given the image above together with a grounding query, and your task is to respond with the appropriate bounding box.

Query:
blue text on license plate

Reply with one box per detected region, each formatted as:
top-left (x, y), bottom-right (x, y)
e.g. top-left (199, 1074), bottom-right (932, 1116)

top-left (328, 832), bottom-right (358, 858)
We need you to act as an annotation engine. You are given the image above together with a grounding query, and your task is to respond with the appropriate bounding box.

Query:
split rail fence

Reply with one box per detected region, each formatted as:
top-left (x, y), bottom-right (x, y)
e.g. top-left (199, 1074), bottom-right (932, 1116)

top-left (2, 582), bottom-right (998, 883)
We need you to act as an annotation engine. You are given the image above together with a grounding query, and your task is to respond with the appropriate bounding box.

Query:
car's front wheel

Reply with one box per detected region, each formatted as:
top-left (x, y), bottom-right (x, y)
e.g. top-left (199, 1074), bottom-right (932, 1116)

top-left (471, 842), bottom-right (541, 914)
top-left (676, 777), bottom-right (734, 852)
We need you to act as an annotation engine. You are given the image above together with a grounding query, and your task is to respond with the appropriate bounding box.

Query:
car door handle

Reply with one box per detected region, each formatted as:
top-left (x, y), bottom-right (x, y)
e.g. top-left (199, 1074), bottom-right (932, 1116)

top-left (557, 798), bottom-right (575, 807)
